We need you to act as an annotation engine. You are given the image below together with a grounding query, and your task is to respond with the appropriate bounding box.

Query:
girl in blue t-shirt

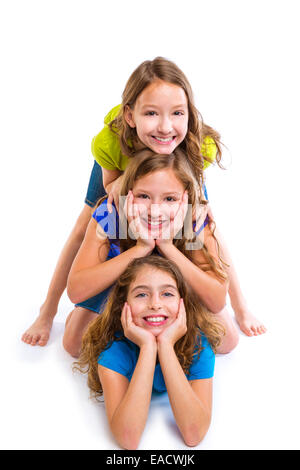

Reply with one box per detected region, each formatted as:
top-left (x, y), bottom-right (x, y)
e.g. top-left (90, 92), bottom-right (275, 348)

top-left (65, 148), bottom-right (239, 358)
top-left (22, 57), bottom-right (266, 351)
top-left (73, 255), bottom-right (224, 449)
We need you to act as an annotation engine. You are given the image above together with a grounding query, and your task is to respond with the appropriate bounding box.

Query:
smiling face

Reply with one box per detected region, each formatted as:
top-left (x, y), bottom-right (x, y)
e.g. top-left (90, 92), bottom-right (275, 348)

top-left (132, 167), bottom-right (185, 237)
top-left (125, 80), bottom-right (189, 154)
top-left (127, 266), bottom-right (180, 336)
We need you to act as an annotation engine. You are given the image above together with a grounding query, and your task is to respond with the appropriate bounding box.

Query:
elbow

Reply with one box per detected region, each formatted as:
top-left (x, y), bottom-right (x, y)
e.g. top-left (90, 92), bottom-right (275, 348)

top-left (115, 428), bottom-right (142, 451)
top-left (181, 417), bottom-right (211, 447)
top-left (207, 295), bottom-right (226, 314)
top-left (183, 433), bottom-right (205, 448)
top-left (67, 277), bottom-right (83, 305)
top-left (209, 299), bottom-right (226, 314)
top-left (207, 284), bottom-right (228, 314)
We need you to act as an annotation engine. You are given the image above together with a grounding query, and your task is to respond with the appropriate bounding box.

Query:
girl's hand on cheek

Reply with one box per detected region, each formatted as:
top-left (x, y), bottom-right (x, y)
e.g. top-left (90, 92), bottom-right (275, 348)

top-left (121, 302), bottom-right (157, 350)
top-left (156, 299), bottom-right (187, 347)
top-left (125, 191), bottom-right (155, 254)
top-left (107, 174), bottom-right (124, 214)
top-left (193, 202), bottom-right (210, 234)
top-left (156, 191), bottom-right (188, 250)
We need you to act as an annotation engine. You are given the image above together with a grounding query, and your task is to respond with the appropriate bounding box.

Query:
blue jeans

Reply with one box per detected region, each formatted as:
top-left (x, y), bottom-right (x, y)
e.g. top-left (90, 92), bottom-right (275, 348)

top-left (84, 160), bottom-right (106, 208)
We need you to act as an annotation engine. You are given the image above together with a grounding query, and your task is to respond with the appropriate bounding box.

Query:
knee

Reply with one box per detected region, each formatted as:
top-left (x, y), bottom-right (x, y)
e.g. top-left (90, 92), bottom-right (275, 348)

top-left (217, 328), bottom-right (239, 354)
top-left (63, 314), bottom-right (81, 358)
top-left (62, 333), bottom-right (80, 358)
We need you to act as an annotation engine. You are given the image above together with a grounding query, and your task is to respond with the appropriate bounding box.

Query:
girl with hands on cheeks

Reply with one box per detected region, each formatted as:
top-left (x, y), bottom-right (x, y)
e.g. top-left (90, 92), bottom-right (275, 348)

top-left (124, 187), bottom-right (189, 249)
top-left (23, 57), bottom-right (264, 350)
top-left (65, 149), bottom-right (237, 358)
top-left (121, 298), bottom-right (187, 350)
top-left (73, 256), bottom-right (224, 450)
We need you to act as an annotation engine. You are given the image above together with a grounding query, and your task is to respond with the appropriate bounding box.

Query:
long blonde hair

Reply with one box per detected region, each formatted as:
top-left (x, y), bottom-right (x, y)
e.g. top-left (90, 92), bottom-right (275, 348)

top-left (73, 256), bottom-right (224, 400)
top-left (109, 56), bottom-right (223, 186)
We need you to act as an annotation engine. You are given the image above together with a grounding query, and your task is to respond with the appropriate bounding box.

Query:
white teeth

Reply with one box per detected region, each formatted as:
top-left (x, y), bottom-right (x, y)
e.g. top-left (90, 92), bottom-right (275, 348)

top-left (155, 137), bottom-right (173, 142)
top-left (145, 316), bottom-right (166, 322)
top-left (142, 219), bottom-right (166, 226)
top-left (149, 221), bottom-right (162, 226)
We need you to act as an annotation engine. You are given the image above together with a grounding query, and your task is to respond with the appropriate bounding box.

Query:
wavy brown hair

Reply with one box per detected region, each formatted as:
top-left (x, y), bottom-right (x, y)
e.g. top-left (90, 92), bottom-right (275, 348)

top-left (108, 56), bottom-right (223, 186)
top-left (119, 148), bottom-right (228, 282)
top-left (73, 256), bottom-right (224, 400)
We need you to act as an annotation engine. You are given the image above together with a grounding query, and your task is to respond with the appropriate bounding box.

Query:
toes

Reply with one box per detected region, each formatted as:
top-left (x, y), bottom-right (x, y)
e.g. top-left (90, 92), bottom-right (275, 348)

top-left (23, 333), bottom-right (32, 344)
top-left (30, 334), bottom-right (40, 345)
top-left (241, 325), bottom-right (253, 337)
top-left (38, 334), bottom-right (49, 346)
top-left (250, 325), bottom-right (259, 336)
top-left (258, 325), bottom-right (267, 335)
top-left (21, 333), bottom-right (27, 343)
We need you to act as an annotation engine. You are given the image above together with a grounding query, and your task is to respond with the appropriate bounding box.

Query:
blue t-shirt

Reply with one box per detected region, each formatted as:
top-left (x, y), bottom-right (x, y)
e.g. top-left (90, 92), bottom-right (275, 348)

top-left (98, 333), bottom-right (215, 393)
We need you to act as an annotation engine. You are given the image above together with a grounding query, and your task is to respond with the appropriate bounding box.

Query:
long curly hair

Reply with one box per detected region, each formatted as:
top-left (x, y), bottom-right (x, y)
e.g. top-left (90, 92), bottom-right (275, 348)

top-left (73, 256), bottom-right (224, 400)
top-left (108, 56), bottom-right (223, 186)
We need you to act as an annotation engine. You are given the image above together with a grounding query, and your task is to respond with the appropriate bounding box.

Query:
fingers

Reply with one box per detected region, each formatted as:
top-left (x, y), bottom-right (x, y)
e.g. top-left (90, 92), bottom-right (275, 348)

top-left (121, 302), bottom-right (128, 330)
top-left (167, 191), bottom-right (188, 239)
top-left (207, 205), bottom-right (214, 221)
top-left (133, 199), bottom-right (141, 236)
top-left (178, 298), bottom-right (187, 322)
top-left (194, 203), bottom-right (208, 233)
top-left (107, 192), bottom-right (114, 214)
top-left (121, 302), bottom-right (133, 331)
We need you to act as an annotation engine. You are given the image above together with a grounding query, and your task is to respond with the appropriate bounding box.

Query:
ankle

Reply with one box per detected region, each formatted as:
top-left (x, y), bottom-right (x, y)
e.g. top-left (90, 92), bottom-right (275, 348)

top-left (39, 300), bottom-right (58, 320)
top-left (230, 300), bottom-right (248, 315)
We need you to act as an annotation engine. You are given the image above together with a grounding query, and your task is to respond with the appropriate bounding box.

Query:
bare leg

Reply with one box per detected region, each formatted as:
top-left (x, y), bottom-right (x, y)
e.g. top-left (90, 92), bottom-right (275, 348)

top-left (213, 307), bottom-right (239, 354)
top-left (21, 204), bottom-right (93, 346)
top-left (63, 307), bottom-right (99, 358)
top-left (214, 227), bottom-right (267, 337)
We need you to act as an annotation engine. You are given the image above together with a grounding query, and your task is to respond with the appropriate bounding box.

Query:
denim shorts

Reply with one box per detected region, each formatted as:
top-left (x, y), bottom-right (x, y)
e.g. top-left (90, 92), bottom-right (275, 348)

top-left (84, 160), bottom-right (106, 208)
top-left (75, 286), bottom-right (113, 314)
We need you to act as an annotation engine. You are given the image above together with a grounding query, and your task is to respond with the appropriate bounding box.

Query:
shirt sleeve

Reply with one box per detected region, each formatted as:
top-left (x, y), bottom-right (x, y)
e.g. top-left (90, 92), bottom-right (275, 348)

top-left (188, 334), bottom-right (215, 380)
top-left (202, 136), bottom-right (217, 170)
top-left (98, 339), bottom-right (136, 381)
top-left (92, 199), bottom-right (119, 239)
top-left (91, 127), bottom-right (118, 170)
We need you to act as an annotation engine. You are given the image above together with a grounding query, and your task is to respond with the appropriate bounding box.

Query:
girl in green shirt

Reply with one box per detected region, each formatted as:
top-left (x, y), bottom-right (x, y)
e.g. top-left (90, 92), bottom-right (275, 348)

top-left (22, 56), bottom-right (266, 350)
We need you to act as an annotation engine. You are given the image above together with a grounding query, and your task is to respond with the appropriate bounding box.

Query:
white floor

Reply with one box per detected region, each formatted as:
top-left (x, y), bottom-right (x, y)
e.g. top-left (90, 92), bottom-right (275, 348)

top-left (3, 290), bottom-right (299, 450)
top-left (1, 0), bottom-right (300, 451)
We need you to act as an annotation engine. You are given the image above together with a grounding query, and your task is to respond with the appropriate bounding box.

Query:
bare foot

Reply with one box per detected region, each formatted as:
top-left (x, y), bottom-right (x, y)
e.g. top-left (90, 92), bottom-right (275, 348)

top-left (21, 304), bottom-right (56, 346)
top-left (234, 307), bottom-right (267, 337)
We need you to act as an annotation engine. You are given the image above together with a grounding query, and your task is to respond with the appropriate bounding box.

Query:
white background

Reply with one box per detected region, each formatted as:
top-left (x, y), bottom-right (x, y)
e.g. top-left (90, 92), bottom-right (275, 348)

top-left (1, 0), bottom-right (300, 450)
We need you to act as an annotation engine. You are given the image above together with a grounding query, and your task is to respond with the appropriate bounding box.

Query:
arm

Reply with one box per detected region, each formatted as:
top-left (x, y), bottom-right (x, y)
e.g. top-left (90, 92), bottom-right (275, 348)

top-left (67, 217), bottom-right (152, 304)
top-left (98, 304), bottom-right (157, 450)
top-left (102, 167), bottom-right (124, 213)
top-left (102, 167), bottom-right (122, 190)
top-left (158, 344), bottom-right (212, 446)
top-left (99, 344), bottom-right (156, 450)
top-left (156, 224), bottom-right (228, 313)
top-left (157, 300), bottom-right (212, 446)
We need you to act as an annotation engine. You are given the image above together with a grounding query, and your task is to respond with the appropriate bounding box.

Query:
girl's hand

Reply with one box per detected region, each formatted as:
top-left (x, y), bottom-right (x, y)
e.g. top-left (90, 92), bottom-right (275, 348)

top-left (156, 299), bottom-right (187, 347)
top-left (156, 191), bottom-right (188, 249)
top-left (124, 191), bottom-right (155, 254)
top-left (121, 302), bottom-right (157, 349)
top-left (106, 174), bottom-right (124, 214)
